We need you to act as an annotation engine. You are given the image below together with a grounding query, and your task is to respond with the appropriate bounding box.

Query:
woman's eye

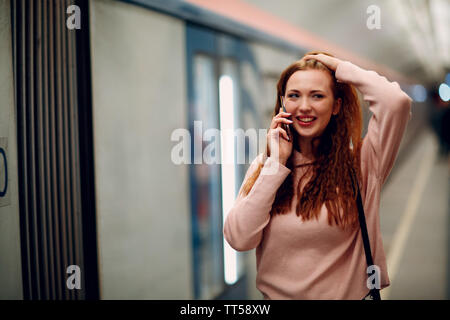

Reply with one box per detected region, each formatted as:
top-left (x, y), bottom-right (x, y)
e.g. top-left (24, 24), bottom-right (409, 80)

top-left (313, 94), bottom-right (324, 99)
top-left (288, 93), bottom-right (299, 98)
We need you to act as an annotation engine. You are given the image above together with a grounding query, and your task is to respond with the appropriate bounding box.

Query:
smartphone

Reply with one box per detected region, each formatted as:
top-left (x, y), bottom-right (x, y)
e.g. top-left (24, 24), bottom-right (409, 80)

top-left (280, 96), bottom-right (292, 141)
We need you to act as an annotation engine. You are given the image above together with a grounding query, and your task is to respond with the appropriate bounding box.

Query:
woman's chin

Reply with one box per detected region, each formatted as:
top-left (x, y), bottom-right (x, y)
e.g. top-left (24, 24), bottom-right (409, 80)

top-left (293, 129), bottom-right (318, 140)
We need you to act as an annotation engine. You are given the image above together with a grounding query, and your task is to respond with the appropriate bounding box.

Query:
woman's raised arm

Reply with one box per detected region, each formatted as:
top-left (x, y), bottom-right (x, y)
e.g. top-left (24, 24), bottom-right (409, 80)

top-left (334, 60), bottom-right (412, 186)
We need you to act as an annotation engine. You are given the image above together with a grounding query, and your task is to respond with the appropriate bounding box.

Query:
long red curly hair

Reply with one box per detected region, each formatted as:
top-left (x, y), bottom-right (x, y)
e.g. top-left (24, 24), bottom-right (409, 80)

top-left (240, 51), bottom-right (363, 230)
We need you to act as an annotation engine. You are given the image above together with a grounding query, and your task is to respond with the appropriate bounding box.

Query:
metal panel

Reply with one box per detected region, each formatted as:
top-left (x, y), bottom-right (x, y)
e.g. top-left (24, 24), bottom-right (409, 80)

top-left (12, 0), bottom-right (98, 300)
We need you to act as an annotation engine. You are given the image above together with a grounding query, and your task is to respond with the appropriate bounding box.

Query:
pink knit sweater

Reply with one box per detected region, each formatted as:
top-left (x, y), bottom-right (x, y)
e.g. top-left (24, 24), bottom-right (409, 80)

top-left (223, 61), bottom-right (412, 299)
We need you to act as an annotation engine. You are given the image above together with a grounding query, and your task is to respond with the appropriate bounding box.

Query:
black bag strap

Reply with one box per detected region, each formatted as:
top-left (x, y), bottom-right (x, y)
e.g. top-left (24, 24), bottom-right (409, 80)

top-left (352, 169), bottom-right (381, 300)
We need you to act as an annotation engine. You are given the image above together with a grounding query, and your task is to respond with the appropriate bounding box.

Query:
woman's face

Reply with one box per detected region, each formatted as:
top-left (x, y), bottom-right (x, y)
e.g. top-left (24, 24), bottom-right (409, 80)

top-left (283, 69), bottom-right (341, 142)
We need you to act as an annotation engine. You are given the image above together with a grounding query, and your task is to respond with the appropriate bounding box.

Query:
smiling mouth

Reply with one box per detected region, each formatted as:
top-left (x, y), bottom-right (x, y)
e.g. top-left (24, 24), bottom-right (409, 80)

top-left (296, 116), bottom-right (317, 124)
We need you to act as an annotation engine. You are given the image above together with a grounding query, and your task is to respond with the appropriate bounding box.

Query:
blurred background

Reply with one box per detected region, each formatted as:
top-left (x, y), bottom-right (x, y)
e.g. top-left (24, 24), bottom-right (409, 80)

top-left (0, 0), bottom-right (449, 300)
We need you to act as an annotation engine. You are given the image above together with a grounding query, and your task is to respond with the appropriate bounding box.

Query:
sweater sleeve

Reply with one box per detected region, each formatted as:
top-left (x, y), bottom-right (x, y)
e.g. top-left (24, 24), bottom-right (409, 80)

top-left (335, 61), bottom-right (412, 187)
top-left (223, 153), bottom-right (292, 251)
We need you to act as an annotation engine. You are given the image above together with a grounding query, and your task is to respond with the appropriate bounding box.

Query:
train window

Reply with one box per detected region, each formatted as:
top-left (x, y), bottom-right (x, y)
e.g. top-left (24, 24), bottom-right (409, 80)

top-left (188, 25), bottom-right (252, 299)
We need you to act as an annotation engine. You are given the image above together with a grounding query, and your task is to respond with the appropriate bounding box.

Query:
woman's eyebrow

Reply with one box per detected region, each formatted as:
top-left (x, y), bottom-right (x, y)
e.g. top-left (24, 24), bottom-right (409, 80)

top-left (287, 89), bottom-right (326, 93)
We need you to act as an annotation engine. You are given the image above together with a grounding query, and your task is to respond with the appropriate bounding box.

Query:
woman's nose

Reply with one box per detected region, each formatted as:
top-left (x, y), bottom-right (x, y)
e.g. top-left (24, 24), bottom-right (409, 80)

top-left (298, 98), bottom-right (312, 112)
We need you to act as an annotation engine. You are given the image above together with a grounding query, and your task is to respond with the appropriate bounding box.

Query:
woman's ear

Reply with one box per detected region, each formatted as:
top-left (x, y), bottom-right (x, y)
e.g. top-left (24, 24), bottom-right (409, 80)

top-left (333, 98), bottom-right (342, 115)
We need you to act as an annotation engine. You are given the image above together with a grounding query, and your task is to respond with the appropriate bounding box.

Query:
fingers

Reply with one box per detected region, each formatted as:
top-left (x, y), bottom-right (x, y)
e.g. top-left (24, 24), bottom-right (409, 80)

top-left (303, 53), bottom-right (327, 62)
top-left (302, 54), bottom-right (339, 71)
top-left (302, 54), bottom-right (317, 60)
top-left (269, 127), bottom-right (290, 142)
top-left (270, 118), bottom-right (293, 131)
top-left (270, 109), bottom-right (292, 129)
top-left (271, 117), bottom-right (293, 129)
top-left (274, 127), bottom-right (290, 142)
top-left (276, 112), bottom-right (292, 118)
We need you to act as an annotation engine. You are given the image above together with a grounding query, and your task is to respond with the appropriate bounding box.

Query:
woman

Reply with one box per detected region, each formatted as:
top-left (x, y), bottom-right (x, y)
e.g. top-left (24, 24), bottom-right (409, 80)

top-left (223, 51), bottom-right (412, 299)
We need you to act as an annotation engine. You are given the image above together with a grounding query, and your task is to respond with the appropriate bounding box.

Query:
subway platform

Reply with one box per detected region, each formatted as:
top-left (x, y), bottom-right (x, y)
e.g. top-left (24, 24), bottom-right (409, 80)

top-left (379, 127), bottom-right (449, 299)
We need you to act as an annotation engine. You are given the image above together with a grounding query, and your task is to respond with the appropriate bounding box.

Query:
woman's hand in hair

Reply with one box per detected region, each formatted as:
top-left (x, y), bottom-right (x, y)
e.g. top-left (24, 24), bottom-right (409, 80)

top-left (303, 53), bottom-right (341, 72)
top-left (267, 107), bottom-right (293, 165)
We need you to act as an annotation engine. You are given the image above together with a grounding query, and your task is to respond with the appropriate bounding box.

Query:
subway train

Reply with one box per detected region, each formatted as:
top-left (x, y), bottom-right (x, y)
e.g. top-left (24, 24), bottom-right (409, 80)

top-left (0, 0), bottom-right (434, 300)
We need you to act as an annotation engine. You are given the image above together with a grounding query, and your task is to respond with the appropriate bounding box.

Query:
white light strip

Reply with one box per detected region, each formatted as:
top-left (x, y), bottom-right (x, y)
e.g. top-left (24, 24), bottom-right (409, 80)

top-left (219, 75), bottom-right (237, 285)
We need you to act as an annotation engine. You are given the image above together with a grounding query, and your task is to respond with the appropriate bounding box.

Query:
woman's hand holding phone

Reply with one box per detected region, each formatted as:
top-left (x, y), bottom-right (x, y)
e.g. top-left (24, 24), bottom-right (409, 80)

top-left (266, 107), bottom-right (293, 166)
